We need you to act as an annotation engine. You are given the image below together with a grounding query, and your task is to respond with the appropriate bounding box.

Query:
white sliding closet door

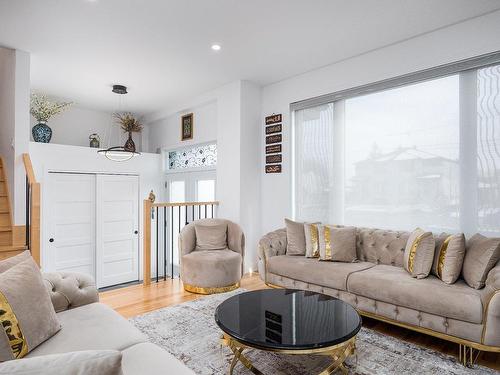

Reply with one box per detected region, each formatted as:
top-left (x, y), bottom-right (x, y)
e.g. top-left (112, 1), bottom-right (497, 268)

top-left (96, 174), bottom-right (139, 288)
top-left (46, 173), bottom-right (96, 275)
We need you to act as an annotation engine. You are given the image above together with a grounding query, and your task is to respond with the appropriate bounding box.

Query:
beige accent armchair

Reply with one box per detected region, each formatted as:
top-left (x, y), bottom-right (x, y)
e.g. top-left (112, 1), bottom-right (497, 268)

top-left (179, 218), bottom-right (245, 294)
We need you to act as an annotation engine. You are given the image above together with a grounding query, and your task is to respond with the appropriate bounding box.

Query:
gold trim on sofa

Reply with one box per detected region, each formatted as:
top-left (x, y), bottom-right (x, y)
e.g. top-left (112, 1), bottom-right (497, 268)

top-left (184, 282), bottom-right (240, 295)
top-left (264, 282), bottom-right (500, 354)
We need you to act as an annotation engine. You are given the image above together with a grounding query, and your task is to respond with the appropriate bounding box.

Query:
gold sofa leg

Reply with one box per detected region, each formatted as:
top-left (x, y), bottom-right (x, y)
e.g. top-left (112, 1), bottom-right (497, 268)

top-left (458, 344), bottom-right (480, 367)
top-left (183, 282), bottom-right (240, 295)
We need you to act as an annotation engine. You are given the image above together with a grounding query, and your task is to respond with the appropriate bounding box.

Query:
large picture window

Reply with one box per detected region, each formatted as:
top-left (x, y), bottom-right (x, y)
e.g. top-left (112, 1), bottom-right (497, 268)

top-left (293, 64), bottom-right (500, 235)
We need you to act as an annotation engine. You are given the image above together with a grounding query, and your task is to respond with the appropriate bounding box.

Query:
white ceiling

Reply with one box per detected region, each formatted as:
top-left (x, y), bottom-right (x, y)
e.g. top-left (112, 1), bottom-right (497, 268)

top-left (1, 0), bottom-right (499, 115)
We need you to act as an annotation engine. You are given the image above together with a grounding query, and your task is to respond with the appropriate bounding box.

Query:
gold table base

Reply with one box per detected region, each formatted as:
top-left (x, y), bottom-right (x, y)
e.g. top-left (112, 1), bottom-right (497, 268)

top-left (220, 334), bottom-right (357, 375)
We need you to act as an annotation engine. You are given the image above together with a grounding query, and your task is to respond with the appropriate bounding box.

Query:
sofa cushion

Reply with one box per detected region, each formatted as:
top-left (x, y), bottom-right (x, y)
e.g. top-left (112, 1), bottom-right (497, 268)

top-left (304, 223), bottom-right (320, 258)
top-left (194, 221), bottom-right (227, 251)
top-left (431, 233), bottom-right (465, 284)
top-left (356, 227), bottom-right (410, 266)
top-left (0, 350), bottom-right (123, 375)
top-left (0, 258), bottom-right (61, 361)
top-left (121, 343), bottom-right (194, 375)
top-left (318, 225), bottom-right (357, 262)
top-left (267, 255), bottom-right (374, 291)
top-left (0, 250), bottom-right (31, 273)
top-left (403, 228), bottom-right (435, 279)
top-left (462, 233), bottom-right (500, 289)
top-left (285, 218), bottom-right (306, 255)
top-left (181, 250), bottom-right (242, 288)
top-left (347, 265), bottom-right (483, 324)
top-left (26, 303), bottom-right (146, 357)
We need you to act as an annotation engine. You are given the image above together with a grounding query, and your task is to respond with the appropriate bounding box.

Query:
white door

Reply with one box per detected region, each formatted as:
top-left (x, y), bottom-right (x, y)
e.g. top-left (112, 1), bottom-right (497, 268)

top-left (96, 174), bottom-right (139, 288)
top-left (166, 170), bottom-right (216, 205)
top-left (46, 173), bottom-right (96, 275)
top-left (164, 171), bottom-right (216, 271)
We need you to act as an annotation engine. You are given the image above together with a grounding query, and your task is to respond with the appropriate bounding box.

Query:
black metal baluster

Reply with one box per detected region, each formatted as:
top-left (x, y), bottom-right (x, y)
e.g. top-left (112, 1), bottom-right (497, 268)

top-left (211, 204), bottom-right (214, 218)
top-left (198, 205), bottom-right (201, 220)
top-left (171, 206), bottom-right (174, 279)
top-left (204, 205), bottom-right (207, 218)
top-left (156, 206), bottom-right (159, 283)
top-left (185, 205), bottom-right (188, 226)
top-left (164, 206), bottom-right (167, 281)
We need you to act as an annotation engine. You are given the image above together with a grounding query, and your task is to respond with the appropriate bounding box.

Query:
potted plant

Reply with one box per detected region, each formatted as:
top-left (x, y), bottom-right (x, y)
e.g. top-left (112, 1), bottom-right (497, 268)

top-left (30, 93), bottom-right (72, 143)
top-left (113, 112), bottom-right (143, 152)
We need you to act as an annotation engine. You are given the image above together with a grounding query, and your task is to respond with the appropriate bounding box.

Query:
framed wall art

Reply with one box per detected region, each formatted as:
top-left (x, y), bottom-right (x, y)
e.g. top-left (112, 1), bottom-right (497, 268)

top-left (265, 114), bottom-right (282, 125)
top-left (266, 144), bottom-right (281, 154)
top-left (266, 154), bottom-right (282, 164)
top-left (265, 164), bottom-right (282, 173)
top-left (181, 113), bottom-right (194, 141)
top-left (266, 134), bottom-right (282, 144)
top-left (266, 124), bottom-right (282, 134)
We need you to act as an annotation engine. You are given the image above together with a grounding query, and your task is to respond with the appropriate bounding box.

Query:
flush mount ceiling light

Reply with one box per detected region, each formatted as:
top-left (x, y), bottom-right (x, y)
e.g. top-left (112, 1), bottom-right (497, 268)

top-left (97, 84), bottom-right (140, 162)
top-left (211, 44), bottom-right (221, 51)
top-left (97, 146), bottom-right (138, 162)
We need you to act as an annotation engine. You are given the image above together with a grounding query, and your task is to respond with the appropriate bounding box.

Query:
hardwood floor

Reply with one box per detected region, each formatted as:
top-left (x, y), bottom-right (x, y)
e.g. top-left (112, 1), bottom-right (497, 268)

top-left (100, 273), bottom-right (500, 371)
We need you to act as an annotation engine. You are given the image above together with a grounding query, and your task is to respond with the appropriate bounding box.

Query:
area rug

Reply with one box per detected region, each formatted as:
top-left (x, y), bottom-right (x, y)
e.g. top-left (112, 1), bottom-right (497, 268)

top-left (129, 290), bottom-right (495, 375)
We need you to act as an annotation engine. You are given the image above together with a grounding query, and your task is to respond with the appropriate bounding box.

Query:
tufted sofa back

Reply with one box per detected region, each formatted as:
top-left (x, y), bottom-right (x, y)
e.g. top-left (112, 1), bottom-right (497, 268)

top-left (356, 227), bottom-right (410, 267)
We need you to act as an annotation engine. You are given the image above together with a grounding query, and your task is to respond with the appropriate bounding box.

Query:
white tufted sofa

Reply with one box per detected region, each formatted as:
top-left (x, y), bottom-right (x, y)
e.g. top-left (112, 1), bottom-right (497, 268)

top-left (21, 272), bottom-right (194, 374)
top-left (258, 227), bottom-right (500, 354)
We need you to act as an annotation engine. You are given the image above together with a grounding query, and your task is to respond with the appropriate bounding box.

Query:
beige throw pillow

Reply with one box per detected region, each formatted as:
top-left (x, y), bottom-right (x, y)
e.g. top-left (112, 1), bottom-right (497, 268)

top-left (285, 218), bottom-right (306, 256)
top-left (431, 233), bottom-right (465, 284)
top-left (462, 234), bottom-right (500, 289)
top-left (194, 222), bottom-right (227, 251)
top-left (0, 250), bottom-right (31, 273)
top-left (0, 258), bottom-right (61, 361)
top-left (403, 228), bottom-right (435, 279)
top-left (0, 350), bottom-right (123, 374)
top-left (318, 225), bottom-right (357, 262)
top-left (304, 223), bottom-right (321, 258)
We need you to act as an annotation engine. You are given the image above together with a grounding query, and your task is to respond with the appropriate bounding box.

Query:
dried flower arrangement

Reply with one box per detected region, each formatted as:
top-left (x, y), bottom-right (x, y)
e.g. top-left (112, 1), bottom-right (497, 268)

top-left (30, 93), bottom-right (72, 123)
top-left (113, 112), bottom-right (143, 133)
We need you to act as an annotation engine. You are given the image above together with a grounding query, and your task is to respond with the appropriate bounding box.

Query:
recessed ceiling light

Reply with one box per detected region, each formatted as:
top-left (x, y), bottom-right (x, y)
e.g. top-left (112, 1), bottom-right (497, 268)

top-left (211, 44), bottom-right (221, 51)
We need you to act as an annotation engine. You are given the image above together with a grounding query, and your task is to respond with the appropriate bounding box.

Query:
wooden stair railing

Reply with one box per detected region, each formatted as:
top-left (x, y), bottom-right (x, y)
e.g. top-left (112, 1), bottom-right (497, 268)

top-left (0, 156), bottom-right (32, 262)
top-left (22, 154), bottom-right (41, 266)
top-left (143, 200), bottom-right (220, 286)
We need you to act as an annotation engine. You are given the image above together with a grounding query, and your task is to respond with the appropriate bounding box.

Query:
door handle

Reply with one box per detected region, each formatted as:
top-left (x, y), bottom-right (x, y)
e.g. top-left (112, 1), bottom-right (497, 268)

top-left (49, 238), bottom-right (54, 243)
top-left (134, 230), bottom-right (138, 234)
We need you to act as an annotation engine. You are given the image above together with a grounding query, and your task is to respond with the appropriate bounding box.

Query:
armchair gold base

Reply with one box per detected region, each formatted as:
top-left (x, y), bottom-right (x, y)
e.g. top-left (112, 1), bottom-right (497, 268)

top-left (183, 282), bottom-right (240, 295)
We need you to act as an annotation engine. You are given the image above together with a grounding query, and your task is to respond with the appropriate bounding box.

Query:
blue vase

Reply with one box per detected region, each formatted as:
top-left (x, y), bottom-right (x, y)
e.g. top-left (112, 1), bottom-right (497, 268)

top-left (32, 122), bottom-right (52, 143)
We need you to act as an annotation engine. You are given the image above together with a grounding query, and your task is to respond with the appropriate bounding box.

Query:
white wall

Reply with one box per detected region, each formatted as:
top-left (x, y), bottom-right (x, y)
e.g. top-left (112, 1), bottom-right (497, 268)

top-left (30, 105), bottom-right (142, 152)
top-left (13, 50), bottom-right (30, 225)
top-left (0, 47), bottom-right (30, 225)
top-left (28, 142), bottom-right (162, 276)
top-left (240, 81), bottom-right (262, 272)
top-left (260, 10), bottom-right (500, 234)
top-left (145, 80), bottom-right (262, 271)
top-left (0, 47), bottom-right (16, 213)
top-left (147, 100), bottom-right (217, 153)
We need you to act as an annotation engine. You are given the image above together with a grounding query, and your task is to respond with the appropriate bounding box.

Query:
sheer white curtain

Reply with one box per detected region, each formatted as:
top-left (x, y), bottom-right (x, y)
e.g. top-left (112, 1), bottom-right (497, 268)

top-left (294, 65), bottom-right (500, 235)
top-left (293, 104), bottom-right (334, 223)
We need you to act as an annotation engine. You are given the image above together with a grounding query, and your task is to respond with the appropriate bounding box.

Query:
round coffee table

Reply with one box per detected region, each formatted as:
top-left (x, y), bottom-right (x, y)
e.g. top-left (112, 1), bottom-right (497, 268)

top-left (215, 289), bottom-right (361, 374)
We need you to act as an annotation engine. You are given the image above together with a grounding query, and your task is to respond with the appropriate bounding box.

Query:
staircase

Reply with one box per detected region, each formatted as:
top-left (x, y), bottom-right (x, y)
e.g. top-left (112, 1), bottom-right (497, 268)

top-left (0, 157), bottom-right (28, 260)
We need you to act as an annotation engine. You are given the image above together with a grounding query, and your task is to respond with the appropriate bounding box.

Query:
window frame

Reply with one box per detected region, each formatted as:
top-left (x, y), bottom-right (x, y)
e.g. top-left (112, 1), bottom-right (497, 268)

top-left (292, 52), bottom-right (500, 236)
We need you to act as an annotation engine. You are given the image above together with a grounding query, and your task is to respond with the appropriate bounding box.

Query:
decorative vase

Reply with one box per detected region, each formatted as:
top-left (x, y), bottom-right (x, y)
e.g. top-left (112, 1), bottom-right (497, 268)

top-left (89, 133), bottom-right (100, 148)
top-left (124, 131), bottom-right (136, 152)
top-left (32, 121), bottom-right (52, 143)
